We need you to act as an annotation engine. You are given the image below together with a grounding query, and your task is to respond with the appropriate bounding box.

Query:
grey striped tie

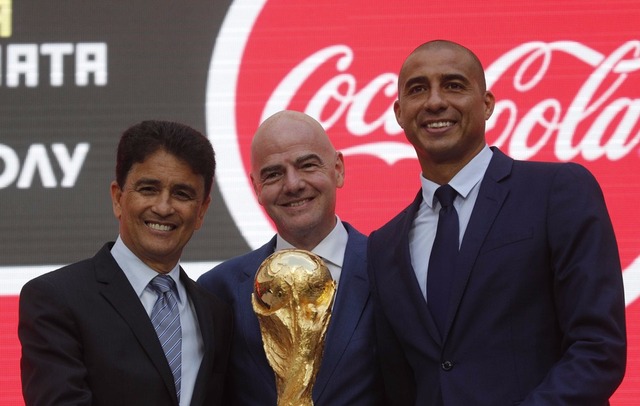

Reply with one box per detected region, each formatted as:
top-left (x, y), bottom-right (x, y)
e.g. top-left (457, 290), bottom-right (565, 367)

top-left (149, 274), bottom-right (182, 400)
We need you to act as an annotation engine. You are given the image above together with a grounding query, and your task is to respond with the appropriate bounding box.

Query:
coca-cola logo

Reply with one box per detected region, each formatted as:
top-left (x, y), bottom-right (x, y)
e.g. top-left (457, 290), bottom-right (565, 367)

top-left (205, 1), bottom-right (640, 313)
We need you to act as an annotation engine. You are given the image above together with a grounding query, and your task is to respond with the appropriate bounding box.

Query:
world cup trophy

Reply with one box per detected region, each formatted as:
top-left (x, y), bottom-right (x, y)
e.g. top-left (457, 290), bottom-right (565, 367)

top-left (252, 249), bottom-right (336, 406)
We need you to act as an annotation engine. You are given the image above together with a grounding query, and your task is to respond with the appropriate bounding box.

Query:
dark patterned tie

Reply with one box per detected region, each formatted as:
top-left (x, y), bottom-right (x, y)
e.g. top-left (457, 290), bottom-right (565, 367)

top-left (427, 184), bottom-right (459, 335)
top-left (149, 274), bottom-right (182, 400)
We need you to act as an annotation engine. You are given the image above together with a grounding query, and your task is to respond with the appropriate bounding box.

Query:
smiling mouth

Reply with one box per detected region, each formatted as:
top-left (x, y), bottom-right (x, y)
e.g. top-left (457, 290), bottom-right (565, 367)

top-left (425, 121), bottom-right (455, 129)
top-left (284, 198), bottom-right (311, 208)
top-left (146, 222), bottom-right (175, 231)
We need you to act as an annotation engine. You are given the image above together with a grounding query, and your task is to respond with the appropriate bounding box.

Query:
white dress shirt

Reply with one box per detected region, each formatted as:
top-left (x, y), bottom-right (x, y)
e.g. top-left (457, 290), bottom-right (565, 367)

top-left (275, 216), bottom-right (348, 286)
top-left (111, 236), bottom-right (203, 406)
top-left (409, 146), bottom-right (493, 300)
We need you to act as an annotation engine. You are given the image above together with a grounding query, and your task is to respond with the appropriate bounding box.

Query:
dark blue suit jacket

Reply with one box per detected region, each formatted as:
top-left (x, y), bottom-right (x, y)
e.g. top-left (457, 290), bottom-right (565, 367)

top-left (198, 222), bottom-right (385, 405)
top-left (368, 147), bottom-right (626, 406)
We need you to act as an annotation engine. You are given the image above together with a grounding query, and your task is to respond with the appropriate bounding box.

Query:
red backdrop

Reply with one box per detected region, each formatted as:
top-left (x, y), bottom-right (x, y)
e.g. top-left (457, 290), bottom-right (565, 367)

top-left (2, 0), bottom-right (640, 404)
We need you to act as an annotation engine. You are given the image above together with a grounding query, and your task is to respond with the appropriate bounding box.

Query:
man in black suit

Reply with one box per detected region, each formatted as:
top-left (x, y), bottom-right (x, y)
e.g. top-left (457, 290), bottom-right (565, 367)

top-left (18, 120), bottom-right (232, 406)
top-left (368, 40), bottom-right (626, 405)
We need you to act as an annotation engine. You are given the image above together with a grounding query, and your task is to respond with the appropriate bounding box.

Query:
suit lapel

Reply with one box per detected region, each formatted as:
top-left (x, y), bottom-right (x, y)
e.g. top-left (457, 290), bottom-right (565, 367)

top-left (313, 226), bottom-right (367, 398)
top-left (394, 192), bottom-right (443, 344)
top-left (93, 244), bottom-right (177, 403)
top-left (182, 270), bottom-right (211, 406)
top-left (239, 239), bottom-right (279, 385)
top-left (442, 148), bottom-right (512, 340)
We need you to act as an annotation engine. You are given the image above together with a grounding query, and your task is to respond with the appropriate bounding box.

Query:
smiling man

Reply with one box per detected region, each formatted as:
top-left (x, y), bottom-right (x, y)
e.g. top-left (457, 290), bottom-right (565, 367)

top-left (18, 120), bottom-right (232, 406)
top-left (198, 110), bottom-right (385, 405)
top-left (367, 40), bottom-right (626, 405)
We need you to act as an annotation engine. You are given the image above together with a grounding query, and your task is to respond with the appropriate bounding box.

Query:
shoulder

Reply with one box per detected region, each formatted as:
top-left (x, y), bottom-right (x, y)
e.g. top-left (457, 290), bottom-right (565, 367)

top-left (509, 159), bottom-right (601, 193)
top-left (187, 277), bottom-right (232, 313)
top-left (343, 221), bottom-right (367, 245)
top-left (369, 191), bottom-right (421, 240)
top-left (490, 144), bottom-right (591, 179)
top-left (489, 147), bottom-right (600, 190)
top-left (21, 246), bottom-right (108, 296)
top-left (19, 246), bottom-right (114, 319)
top-left (197, 239), bottom-right (275, 295)
top-left (184, 278), bottom-right (233, 347)
top-left (199, 248), bottom-right (264, 281)
top-left (341, 221), bottom-right (368, 265)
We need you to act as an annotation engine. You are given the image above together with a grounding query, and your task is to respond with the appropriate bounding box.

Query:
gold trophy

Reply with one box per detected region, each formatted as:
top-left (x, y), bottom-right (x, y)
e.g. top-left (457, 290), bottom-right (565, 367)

top-left (252, 249), bottom-right (336, 406)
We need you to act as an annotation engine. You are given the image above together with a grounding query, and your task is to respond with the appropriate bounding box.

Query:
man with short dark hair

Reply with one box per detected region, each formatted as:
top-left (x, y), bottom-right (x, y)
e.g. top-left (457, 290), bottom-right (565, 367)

top-left (19, 120), bottom-right (232, 406)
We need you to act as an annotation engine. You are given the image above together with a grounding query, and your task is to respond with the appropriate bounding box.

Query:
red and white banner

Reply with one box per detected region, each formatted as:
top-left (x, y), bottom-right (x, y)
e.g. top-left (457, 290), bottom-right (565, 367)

top-left (1, 1), bottom-right (639, 404)
top-left (206, 1), bottom-right (640, 404)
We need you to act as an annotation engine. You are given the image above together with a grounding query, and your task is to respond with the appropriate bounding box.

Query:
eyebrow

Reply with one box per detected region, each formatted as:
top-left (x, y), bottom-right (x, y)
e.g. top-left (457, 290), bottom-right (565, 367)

top-left (295, 153), bottom-right (323, 165)
top-left (401, 76), bottom-right (426, 92)
top-left (441, 73), bottom-right (471, 84)
top-left (259, 164), bottom-right (283, 179)
top-left (132, 178), bottom-right (162, 188)
top-left (258, 153), bottom-right (323, 178)
top-left (402, 73), bottom-right (470, 91)
top-left (132, 178), bottom-right (199, 196)
top-left (171, 183), bottom-right (199, 196)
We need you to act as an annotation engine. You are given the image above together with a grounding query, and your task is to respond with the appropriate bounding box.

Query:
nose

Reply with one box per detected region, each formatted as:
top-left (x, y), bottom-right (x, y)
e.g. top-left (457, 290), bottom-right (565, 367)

top-left (152, 191), bottom-right (176, 216)
top-left (424, 88), bottom-right (447, 112)
top-left (283, 170), bottom-right (305, 193)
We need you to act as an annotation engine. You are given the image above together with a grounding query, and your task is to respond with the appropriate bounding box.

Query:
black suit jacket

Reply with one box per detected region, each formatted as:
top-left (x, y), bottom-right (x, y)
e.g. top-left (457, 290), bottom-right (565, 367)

top-left (18, 242), bottom-right (232, 406)
top-left (368, 147), bottom-right (626, 405)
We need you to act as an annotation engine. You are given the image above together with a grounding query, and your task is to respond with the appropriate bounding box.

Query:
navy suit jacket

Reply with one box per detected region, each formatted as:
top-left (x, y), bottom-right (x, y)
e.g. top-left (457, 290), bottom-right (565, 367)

top-left (368, 148), bottom-right (626, 406)
top-left (19, 243), bottom-right (233, 406)
top-left (198, 222), bottom-right (385, 405)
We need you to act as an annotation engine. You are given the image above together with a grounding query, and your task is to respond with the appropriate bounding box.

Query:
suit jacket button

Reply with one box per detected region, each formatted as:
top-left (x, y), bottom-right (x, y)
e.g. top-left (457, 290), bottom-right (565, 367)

top-left (441, 360), bottom-right (453, 371)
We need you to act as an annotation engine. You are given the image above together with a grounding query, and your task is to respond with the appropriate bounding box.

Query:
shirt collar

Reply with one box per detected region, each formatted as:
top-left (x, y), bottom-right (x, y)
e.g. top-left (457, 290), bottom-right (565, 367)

top-left (275, 216), bottom-right (348, 269)
top-left (111, 236), bottom-right (182, 302)
top-left (421, 145), bottom-right (493, 207)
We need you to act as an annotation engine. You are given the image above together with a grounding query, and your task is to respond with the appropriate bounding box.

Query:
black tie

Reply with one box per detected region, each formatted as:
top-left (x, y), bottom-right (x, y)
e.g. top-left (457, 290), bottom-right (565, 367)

top-left (427, 184), bottom-right (459, 335)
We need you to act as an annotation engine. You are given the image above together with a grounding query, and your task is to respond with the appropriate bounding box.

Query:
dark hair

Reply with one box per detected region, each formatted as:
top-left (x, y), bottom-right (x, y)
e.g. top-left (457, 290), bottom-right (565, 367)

top-left (115, 120), bottom-right (216, 196)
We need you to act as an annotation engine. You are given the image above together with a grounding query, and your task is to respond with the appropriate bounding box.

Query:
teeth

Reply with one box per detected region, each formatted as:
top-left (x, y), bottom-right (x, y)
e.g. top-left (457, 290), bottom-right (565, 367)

top-left (147, 223), bottom-right (173, 231)
top-left (287, 199), bottom-right (309, 207)
top-left (427, 121), bottom-right (454, 128)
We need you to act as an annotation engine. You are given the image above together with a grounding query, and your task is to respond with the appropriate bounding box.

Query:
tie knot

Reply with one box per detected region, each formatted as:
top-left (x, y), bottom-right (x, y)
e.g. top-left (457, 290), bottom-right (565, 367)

top-left (435, 184), bottom-right (457, 208)
top-left (149, 274), bottom-right (176, 294)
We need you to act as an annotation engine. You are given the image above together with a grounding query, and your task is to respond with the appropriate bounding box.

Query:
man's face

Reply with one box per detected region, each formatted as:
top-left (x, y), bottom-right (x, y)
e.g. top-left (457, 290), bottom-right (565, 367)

top-left (394, 44), bottom-right (495, 172)
top-left (111, 149), bottom-right (211, 273)
top-left (250, 117), bottom-right (344, 250)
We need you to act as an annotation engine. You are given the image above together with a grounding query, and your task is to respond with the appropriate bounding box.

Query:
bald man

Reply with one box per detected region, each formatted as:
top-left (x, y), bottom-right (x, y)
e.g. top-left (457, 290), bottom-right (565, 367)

top-left (198, 110), bottom-right (385, 405)
top-left (368, 40), bottom-right (626, 405)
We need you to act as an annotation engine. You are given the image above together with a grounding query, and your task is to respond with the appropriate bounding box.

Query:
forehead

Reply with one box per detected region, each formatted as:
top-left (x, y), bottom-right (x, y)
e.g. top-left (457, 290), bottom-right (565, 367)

top-left (252, 119), bottom-right (330, 167)
top-left (399, 45), bottom-right (481, 87)
top-left (127, 150), bottom-right (203, 186)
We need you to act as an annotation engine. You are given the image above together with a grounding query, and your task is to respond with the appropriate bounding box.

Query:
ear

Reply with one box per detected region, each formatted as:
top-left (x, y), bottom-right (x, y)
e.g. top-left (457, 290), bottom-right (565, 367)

top-left (110, 181), bottom-right (123, 220)
top-left (250, 172), bottom-right (264, 205)
top-left (393, 99), bottom-right (404, 128)
top-left (194, 195), bottom-right (212, 230)
top-left (484, 90), bottom-right (495, 120)
top-left (335, 151), bottom-right (345, 188)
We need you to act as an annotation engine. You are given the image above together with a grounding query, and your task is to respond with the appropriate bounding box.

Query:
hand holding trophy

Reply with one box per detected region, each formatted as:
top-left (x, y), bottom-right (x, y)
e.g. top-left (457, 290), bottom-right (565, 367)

top-left (252, 249), bottom-right (336, 406)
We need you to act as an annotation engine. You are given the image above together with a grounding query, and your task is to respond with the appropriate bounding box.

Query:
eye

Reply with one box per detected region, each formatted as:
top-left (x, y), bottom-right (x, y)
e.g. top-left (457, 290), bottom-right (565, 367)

top-left (136, 185), bottom-right (157, 195)
top-left (173, 190), bottom-right (194, 201)
top-left (407, 84), bottom-right (426, 95)
top-left (261, 171), bottom-right (282, 184)
top-left (445, 82), bottom-right (465, 91)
